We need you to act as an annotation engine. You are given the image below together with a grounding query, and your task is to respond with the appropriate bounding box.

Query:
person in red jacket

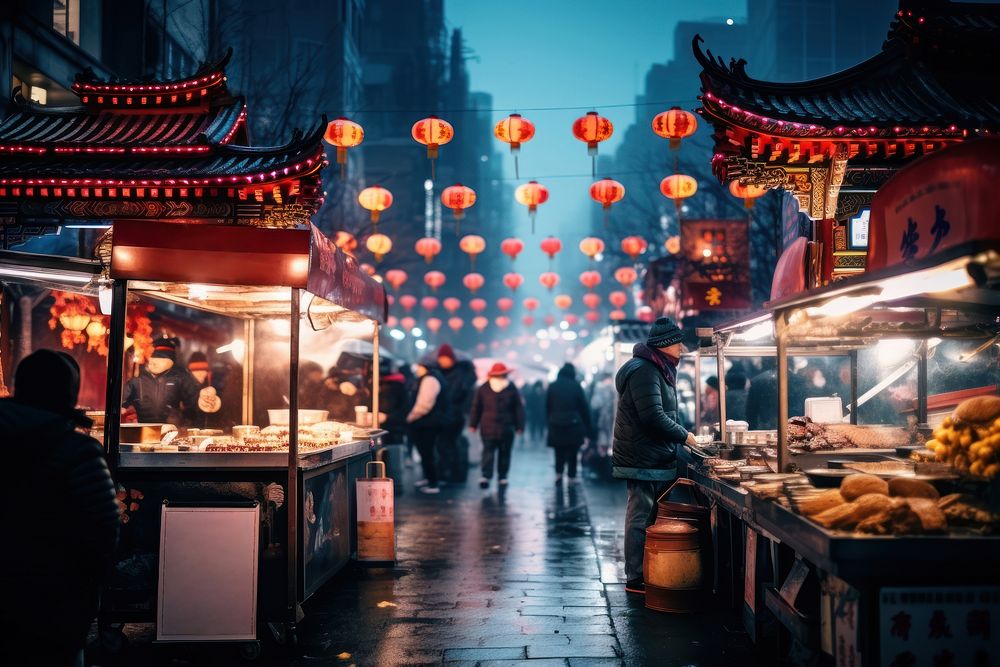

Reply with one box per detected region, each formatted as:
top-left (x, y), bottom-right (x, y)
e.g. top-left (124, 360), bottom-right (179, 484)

top-left (468, 363), bottom-right (525, 490)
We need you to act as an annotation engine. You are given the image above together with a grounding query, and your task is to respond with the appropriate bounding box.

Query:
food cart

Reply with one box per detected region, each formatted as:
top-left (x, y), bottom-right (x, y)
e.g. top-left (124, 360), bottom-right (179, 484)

top-left (677, 142), bottom-right (1000, 664)
top-left (96, 219), bottom-right (387, 654)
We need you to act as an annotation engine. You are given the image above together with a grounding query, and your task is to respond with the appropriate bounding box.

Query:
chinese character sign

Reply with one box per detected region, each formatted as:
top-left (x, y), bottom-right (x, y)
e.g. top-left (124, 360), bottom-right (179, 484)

top-left (680, 219), bottom-right (751, 311)
top-left (880, 587), bottom-right (999, 667)
top-left (868, 140), bottom-right (1000, 272)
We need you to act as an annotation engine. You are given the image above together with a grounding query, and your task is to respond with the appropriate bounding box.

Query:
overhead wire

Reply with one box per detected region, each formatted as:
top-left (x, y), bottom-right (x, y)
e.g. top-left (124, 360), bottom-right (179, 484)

top-left (341, 99), bottom-right (698, 115)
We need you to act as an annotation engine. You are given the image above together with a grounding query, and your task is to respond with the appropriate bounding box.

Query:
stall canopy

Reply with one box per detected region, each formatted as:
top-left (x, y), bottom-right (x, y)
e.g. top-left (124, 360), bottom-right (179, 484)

top-left (0, 49), bottom-right (326, 248)
top-left (110, 219), bottom-right (388, 323)
top-left (695, 1), bottom-right (1000, 224)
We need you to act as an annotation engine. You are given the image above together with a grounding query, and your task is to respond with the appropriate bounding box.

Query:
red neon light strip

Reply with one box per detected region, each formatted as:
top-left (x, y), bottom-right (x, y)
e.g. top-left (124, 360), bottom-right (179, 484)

top-left (72, 72), bottom-right (224, 95)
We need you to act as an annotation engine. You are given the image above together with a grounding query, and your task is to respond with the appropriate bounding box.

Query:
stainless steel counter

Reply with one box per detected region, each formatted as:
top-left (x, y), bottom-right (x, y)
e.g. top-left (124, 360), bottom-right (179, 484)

top-left (118, 438), bottom-right (374, 471)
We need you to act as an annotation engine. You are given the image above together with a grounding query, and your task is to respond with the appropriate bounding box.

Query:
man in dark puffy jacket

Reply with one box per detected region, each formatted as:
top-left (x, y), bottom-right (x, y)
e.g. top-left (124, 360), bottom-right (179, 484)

top-left (612, 317), bottom-right (695, 594)
top-left (0, 350), bottom-right (119, 666)
top-left (435, 344), bottom-right (476, 482)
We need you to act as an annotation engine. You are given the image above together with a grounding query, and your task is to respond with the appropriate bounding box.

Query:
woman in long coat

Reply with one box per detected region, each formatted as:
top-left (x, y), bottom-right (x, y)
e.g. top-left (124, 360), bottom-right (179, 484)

top-left (546, 363), bottom-right (591, 484)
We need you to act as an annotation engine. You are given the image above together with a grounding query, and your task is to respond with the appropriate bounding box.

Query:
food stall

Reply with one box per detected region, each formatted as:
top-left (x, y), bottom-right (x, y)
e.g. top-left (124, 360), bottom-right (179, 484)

top-left (98, 219), bottom-right (388, 653)
top-left (676, 142), bottom-right (1000, 664)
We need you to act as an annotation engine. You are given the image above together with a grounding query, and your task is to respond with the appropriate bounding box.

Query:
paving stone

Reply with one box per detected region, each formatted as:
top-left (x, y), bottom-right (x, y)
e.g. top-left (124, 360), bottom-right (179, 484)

top-left (442, 646), bottom-right (527, 661)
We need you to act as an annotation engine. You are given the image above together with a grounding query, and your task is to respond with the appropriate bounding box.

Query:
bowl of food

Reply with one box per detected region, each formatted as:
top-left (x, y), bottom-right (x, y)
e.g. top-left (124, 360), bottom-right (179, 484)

top-left (267, 409), bottom-right (329, 427)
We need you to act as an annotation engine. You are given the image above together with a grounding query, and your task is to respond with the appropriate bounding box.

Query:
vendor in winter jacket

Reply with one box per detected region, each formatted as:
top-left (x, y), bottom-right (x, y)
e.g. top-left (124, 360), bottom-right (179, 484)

top-left (121, 337), bottom-right (221, 426)
top-left (546, 362), bottom-right (591, 484)
top-left (406, 354), bottom-right (447, 494)
top-left (0, 350), bottom-right (119, 666)
top-left (469, 363), bottom-right (525, 490)
top-left (612, 317), bottom-right (696, 595)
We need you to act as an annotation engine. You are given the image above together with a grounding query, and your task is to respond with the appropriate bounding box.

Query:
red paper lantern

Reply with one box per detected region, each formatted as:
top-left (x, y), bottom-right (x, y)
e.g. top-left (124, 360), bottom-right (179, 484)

top-left (652, 107), bottom-right (697, 150)
top-left (523, 297), bottom-right (540, 312)
top-left (443, 297), bottom-right (461, 313)
top-left (398, 294), bottom-right (417, 312)
top-left (495, 315), bottom-right (511, 330)
top-left (501, 237), bottom-right (524, 261)
top-left (366, 233), bottom-right (392, 262)
top-left (472, 316), bottom-right (489, 332)
top-left (384, 269), bottom-right (407, 291)
top-left (540, 237), bottom-right (562, 260)
top-left (497, 297), bottom-right (514, 313)
top-left (426, 317), bottom-right (443, 334)
top-left (564, 314), bottom-right (579, 326)
top-left (554, 294), bottom-right (573, 310)
top-left (539, 271), bottom-right (560, 291)
top-left (400, 316), bottom-right (416, 332)
top-left (621, 236), bottom-right (648, 261)
top-left (579, 270), bottom-right (601, 290)
top-left (544, 314), bottom-right (556, 327)
top-left (636, 306), bottom-right (655, 323)
top-left (610, 309), bottom-right (626, 321)
top-left (583, 293), bottom-right (601, 309)
top-left (448, 317), bottom-right (464, 332)
top-left (494, 113), bottom-right (535, 153)
top-left (502, 273), bottom-right (524, 292)
top-left (609, 291), bottom-right (628, 308)
top-left (358, 186), bottom-right (393, 222)
top-left (572, 111), bottom-right (613, 157)
top-left (514, 180), bottom-right (549, 233)
top-left (470, 298), bottom-right (487, 313)
top-left (729, 180), bottom-right (767, 209)
top-left (660, 174), bottom-right (698, 210)
top-left (590, 179), bottom-right (625, 211)
top-left (421, 296), bottom-right (439, 312)
top-left (323, 117), bottom-right (364, 175)
top-left (411, 115), bottom-right (454, 159)
top-left (523, 315), bottom-right (535, 327)
top-left (578, 237), bottom-right (605, 260)
top-left (664, 236), bottom-right (681, 255)
top-left (459, 234), bottom-right (486, 269)
top-left (585, 310), bottom-right (600, 323)
top-left (442, 184), bottom-right (476, 220)
top-left (463, 272), bottom-right (485, 294)
top-left (334, 231), bottom-right (357, 254)
top-left (415, 237), bottom-right (442, 264)
top-left (387, 315), bottom-right (399, 327)
top-left (424, 270), bottom-right (446, 291)
top-left (614, 266), bottom-right (638, 287)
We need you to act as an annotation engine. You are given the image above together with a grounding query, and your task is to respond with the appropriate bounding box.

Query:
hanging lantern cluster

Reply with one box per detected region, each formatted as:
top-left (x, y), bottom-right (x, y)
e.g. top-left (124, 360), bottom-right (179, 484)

top-left (415, 237), bottom-right (442, 264)
top-left (652, 107), bottom-right (697, 150)
top-left (514, 180), bottom-right (549, 233)
top-left (323, 117), bottom-right (364, 177)
top-left (494, 113), bottom-right (535, 178)
top-left (358, 186), bottom-right (393, 223)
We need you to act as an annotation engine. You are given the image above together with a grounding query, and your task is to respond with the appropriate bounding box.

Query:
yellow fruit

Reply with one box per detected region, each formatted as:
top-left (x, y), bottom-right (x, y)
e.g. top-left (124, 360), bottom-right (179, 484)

top-left (960, 433), bottom-right (973, 448)
top-left (970, 461), bottom-right (985, 477)
top-left (970, 444), bottom-right (982, 459)
top-left (985, 463), bottom-right (999, 480)
top-left (942, 417), bottom-right (953, 429)
top-left (990, 433), bottom-right (1000, 446)
top-left (978, 446), bottom-right (993, 461)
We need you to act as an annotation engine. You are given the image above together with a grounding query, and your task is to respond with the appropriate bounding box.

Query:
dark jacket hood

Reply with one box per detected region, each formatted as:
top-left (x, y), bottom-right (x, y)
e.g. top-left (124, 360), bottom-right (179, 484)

top-left (557, 364), bottom-right (577, 380)
top-left (0, 398), bottom-right (77, 448)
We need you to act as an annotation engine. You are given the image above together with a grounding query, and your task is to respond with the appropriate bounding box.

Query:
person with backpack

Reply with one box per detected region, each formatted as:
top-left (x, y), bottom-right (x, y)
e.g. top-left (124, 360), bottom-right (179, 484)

top-left (612, 317), bottom-right (696, 595)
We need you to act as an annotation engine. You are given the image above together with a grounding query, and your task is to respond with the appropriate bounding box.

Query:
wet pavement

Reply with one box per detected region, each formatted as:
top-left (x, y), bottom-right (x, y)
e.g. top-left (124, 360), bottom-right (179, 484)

top-left (93, 443), bottom-right (753, 665)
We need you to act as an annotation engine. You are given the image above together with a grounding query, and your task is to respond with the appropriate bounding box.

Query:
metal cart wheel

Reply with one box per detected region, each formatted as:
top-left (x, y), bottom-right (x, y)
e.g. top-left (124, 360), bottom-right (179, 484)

top-left (239, 641), bottom-right (262, 661)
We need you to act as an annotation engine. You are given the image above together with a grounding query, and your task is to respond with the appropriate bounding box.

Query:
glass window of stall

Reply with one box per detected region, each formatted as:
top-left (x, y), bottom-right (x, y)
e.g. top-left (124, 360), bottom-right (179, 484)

top-left (0, 253), bottom-right (107, 438)
top-left (110, 281), bottom-right (377, 457)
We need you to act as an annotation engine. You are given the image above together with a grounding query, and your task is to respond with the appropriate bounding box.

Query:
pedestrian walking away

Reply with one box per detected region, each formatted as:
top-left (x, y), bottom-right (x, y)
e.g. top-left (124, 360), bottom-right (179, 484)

top-left (406, 354), bottom-right (447, 494)
top-left (612, 317), bottom-right (696, 595)
top-left (468, 362), bottom-right (525, 490)
top-left (546, 362), bottom-right (591, 485)
top-left (435, 344), bottom-right (476, 483)
top-left (0, 350), bottom-right (119, 667)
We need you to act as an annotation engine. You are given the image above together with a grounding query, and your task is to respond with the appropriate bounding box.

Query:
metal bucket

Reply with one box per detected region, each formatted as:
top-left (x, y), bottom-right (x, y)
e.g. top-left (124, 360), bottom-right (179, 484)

top-left (644, 519), bottom-right (702, 613)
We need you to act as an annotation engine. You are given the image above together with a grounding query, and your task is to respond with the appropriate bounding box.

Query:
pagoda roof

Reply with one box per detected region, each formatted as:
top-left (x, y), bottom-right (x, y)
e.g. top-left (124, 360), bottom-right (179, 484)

top-left (696, 1), bottom-right (1000, 143)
